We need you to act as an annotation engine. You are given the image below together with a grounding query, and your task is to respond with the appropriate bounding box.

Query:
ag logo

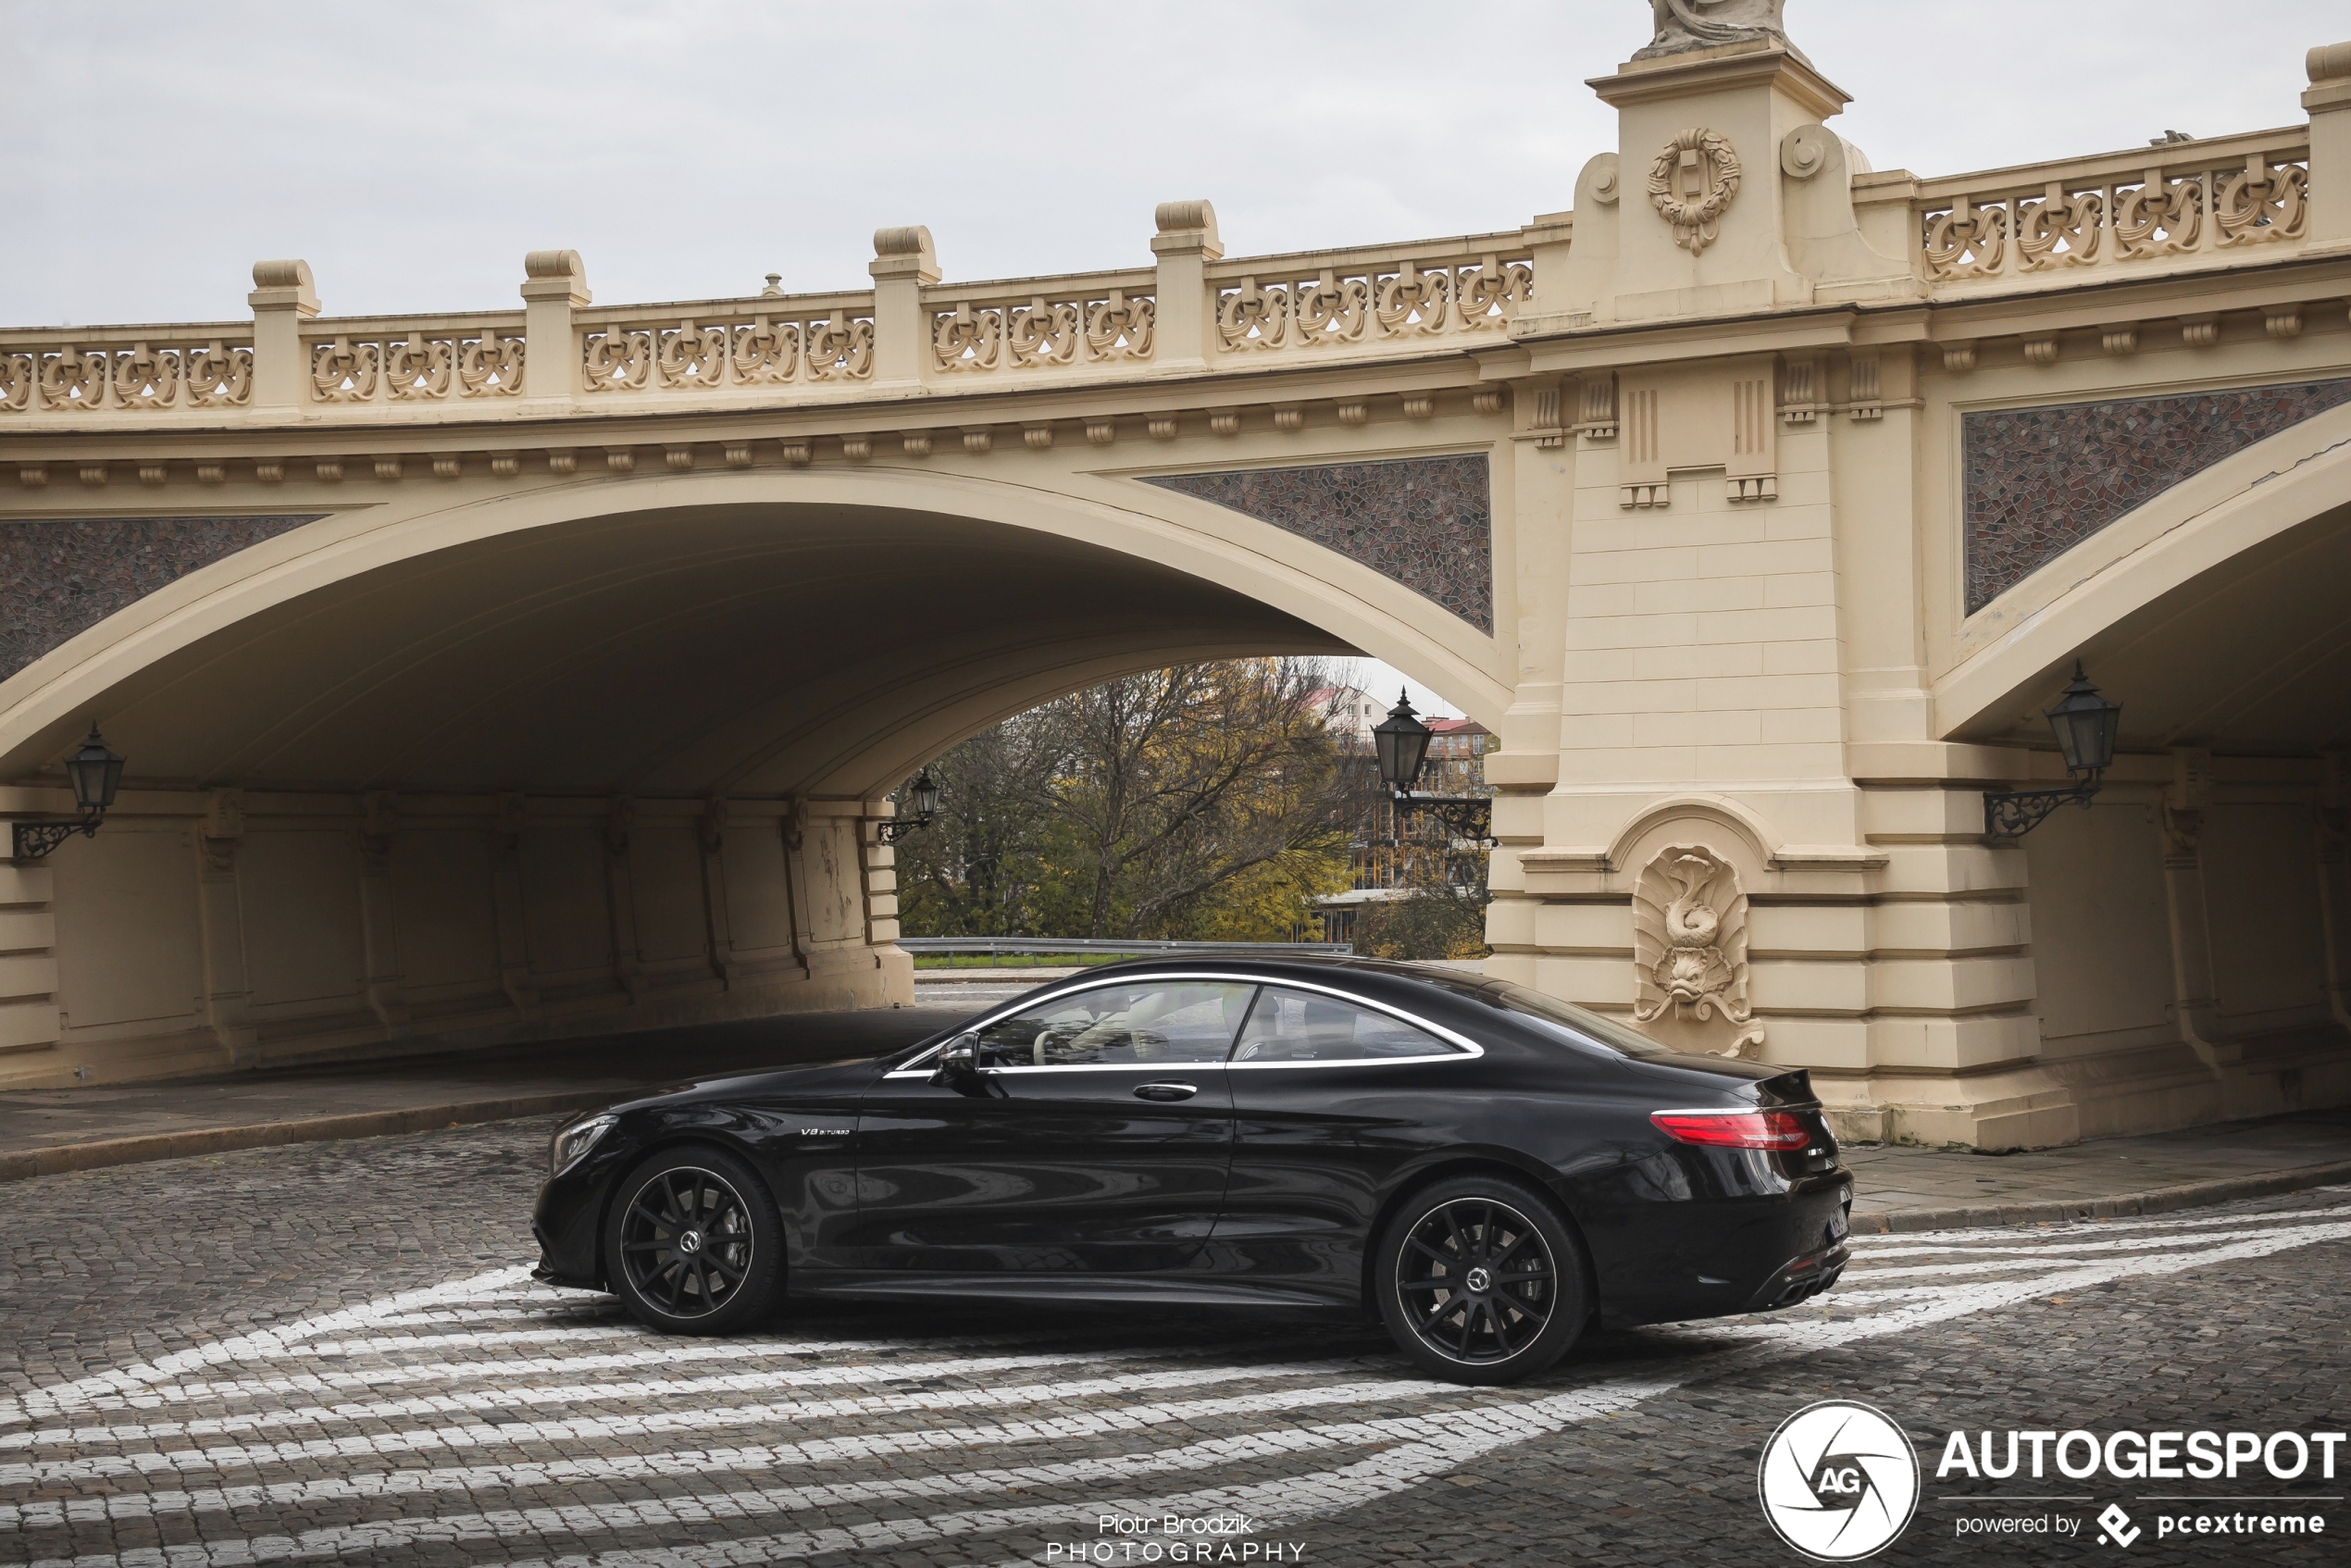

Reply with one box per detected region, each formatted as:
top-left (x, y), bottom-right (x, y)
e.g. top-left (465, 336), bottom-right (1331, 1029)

top-left (1757, 1400), bottom-right (1920, 1562)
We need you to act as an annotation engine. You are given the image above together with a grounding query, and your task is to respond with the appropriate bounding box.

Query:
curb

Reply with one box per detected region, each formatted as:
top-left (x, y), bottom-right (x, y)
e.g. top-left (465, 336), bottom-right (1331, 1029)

top-left (1848, 1158), bottom-right (2351, 1235)
top-left (0, 1089), bottom-right (619, 1184)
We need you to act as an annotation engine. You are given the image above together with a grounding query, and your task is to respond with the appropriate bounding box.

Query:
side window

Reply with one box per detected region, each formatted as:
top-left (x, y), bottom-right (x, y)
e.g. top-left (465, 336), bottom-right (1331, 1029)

top-left (1230, 986), bottom-right (1459, 1063)
top-left (972, 981), bottom-right (1257, 1068)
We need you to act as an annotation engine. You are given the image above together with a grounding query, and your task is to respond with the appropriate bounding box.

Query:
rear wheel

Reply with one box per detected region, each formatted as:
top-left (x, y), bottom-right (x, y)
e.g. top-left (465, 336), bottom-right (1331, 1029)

top-left (603, 1145), bottom-right (784, 1333)
top-left (1374, 1174), bottom-right (1588, 1385)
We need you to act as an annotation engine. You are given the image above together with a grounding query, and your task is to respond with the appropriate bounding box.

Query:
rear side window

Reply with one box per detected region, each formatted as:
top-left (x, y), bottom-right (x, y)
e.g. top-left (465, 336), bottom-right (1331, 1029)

top-left (1230, 986), bottom-right (1461, 1063)
top-left (1479, 981), bottom-right (1672, 1059)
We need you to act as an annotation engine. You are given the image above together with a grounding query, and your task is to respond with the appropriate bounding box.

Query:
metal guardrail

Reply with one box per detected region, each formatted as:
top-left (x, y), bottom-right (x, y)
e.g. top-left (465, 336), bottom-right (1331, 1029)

top-left (897, 937), bottom-right (1351, 958)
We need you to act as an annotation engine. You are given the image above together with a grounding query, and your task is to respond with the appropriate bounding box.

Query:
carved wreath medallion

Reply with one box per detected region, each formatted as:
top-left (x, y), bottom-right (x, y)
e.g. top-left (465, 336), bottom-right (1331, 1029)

top-left (1648, 128), bottom-right (1742, 255)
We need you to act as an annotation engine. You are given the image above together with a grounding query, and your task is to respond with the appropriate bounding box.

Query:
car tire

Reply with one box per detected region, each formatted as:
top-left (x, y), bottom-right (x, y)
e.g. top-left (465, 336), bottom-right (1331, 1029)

top-left (1374, 1173), bottom-right (1589, 1386)
top-left (603, 1144), bottom-right (785, 1333)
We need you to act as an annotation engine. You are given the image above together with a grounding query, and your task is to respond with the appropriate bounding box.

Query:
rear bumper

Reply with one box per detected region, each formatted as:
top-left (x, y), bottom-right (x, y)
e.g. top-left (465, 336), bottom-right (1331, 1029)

top-left (1743, 1232), bottom-right (1850, 1311)
top-left (1586, 1169), bottom-right (1853, 1328)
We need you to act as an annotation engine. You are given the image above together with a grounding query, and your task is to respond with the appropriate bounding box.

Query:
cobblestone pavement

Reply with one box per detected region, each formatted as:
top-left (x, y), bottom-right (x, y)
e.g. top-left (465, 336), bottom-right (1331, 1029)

top-left (3, 1121), bottom-right (2345, 1567)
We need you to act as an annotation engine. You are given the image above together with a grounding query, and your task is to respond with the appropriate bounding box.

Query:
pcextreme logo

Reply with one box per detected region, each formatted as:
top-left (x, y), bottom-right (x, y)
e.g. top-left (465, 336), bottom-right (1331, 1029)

top-left (1759, 1400), bottom-right (1922, 1562)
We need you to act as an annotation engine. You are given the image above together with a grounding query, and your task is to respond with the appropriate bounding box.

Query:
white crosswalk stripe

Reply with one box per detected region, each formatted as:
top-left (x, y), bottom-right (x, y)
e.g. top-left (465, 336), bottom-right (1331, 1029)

top-left (6, 1201), bottom-right (2346, 1567)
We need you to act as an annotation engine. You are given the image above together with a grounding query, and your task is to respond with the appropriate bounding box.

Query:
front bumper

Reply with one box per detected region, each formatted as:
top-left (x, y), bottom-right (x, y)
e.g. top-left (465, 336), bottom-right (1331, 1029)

top-left (531, 1162), bottom-right (610, 1290)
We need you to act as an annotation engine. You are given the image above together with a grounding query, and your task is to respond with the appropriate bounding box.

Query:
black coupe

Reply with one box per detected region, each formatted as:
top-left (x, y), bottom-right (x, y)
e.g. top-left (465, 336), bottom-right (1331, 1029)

top-left (532, 956), bottom-right (1852, 1384)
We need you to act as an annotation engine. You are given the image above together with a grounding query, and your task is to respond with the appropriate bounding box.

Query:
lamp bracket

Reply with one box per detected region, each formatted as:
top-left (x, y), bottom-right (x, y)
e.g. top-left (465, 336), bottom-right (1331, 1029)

top-left (876, 815), bottom-right (932, 844)
top-left (1390, 789), bottom-right (1497, 848)
top-left (11, 811), bottom-right (103, 862)
top-left (1982, 777), bottom-right (2100, 844)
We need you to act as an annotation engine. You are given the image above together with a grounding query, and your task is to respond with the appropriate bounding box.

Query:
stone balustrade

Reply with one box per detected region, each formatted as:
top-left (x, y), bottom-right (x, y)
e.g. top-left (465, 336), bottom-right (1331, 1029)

top-left (1882, 126), bottom-right (2314, 285)
top-left (0, 105), bottom-right (2341, 437)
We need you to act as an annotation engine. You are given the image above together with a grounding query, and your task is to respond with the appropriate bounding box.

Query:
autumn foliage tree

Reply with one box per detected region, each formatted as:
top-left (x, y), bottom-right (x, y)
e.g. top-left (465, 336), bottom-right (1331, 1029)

top-left (895, 658), bottom-right (1352, 941)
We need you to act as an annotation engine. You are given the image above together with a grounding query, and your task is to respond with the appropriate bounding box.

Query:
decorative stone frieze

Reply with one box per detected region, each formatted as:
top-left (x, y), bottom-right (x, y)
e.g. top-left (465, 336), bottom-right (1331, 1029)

top-left (1963, 377), bottom-right (2351, 612)
top-left (1143, 455), bottom-right (1493, 631)
top-left (1, 513), bottom-right (324, 680)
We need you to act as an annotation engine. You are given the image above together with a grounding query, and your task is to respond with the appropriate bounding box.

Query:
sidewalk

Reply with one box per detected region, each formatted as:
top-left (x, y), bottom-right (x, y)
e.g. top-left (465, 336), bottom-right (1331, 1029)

top-left (1842, 1106), bottom-right (2351, 1232)
top-left (5, 989), bottom-right (2348, 1230)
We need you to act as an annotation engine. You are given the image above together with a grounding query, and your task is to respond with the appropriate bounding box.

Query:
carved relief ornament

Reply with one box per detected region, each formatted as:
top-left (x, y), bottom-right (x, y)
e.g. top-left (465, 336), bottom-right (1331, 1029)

top-left (1648, 129), bottom-right (1742, 255)
top-left (1631, 843), bottom-right (1767, 1059)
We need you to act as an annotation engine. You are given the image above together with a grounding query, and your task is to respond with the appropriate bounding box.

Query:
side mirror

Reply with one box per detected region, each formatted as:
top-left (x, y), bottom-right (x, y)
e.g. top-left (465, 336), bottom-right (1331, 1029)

top-left (931, 1032), bottom-right (980, 1086)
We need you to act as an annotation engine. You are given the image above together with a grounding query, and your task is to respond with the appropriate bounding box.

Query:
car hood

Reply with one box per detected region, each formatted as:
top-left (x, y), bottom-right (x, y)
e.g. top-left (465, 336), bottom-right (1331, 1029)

top-left (606, 1056), bottom-right (884, 1114)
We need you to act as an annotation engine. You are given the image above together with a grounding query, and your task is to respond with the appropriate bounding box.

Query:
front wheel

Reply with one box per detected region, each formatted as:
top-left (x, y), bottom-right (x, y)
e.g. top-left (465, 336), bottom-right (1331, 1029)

top-left (603, 1145), bottom-right (784, 1333)
top-left (1374, 1175), bottom-right (1589, 1385)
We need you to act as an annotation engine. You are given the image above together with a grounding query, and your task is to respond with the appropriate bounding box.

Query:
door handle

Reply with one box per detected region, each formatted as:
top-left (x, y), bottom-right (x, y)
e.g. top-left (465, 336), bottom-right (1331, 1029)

top-left (1132, 1081), bottom-right (1199, 1101)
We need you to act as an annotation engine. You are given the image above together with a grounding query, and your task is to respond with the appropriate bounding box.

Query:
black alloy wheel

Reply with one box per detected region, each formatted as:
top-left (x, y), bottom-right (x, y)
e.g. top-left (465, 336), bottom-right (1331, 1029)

top-left (603, 1145), bottom-right (784, 1333)
top-left (1374, 1174), bottom-right (1589, 1385)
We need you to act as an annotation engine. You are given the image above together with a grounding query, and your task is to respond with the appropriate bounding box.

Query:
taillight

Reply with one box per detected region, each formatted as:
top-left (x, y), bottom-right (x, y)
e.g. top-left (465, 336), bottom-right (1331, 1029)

top-left (1651, 1109), bottom-right (1813, 1151)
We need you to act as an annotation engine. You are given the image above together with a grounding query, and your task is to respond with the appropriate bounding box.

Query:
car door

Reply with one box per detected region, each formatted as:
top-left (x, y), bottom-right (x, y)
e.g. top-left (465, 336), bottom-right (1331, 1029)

top-left (1209, 981), bottom-right (1484, 1298)
top-left (848, 977), bottom-right (1253, 1274)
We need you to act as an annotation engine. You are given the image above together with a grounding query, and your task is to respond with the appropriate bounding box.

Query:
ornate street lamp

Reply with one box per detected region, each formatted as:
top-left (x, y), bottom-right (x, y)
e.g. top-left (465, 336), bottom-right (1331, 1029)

top-left (12, 724), bottom-right (126, 861)
top-left (1373, 691), bottom-right (1495, 846)
top-left (1982, 663), bottom-right (2122, 843)
top-left (877, 767), bottom-right (941, 843)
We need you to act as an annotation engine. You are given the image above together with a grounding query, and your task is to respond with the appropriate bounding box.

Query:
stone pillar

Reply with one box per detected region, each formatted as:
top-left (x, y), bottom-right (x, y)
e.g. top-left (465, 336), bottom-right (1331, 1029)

top-left (868, 227), bottom-right (939, 387)
top-left (2317, 756), bottom-right (2351, 1035)
top-left (1151, 201), bottom-right (1223, 367)
top-left (1585, 44), bottom-right (1847, 321)
top-left (862, 819), bottom-right (902, 945)
top-left (520, 249), bottom-right (589, 403)
top-left (491, 793), bottom-right (537, 1016)
top-left (195, 790), bottom-right (257, 1063)
top-left (2160, 749), bottom-right (2237, 1070)
top-left (2305, 42), bottom-right (2351, 249)
top-left (605, 797), bottom-right (643, 1003)
top-left (357, 792), bottom-right (409, 1033)
top-left (0, 862), bottom-right (60, 1060)
top-left (246, 259), bottom-right (318, 414)
top-left (699, 799), bottom-right (737, 988)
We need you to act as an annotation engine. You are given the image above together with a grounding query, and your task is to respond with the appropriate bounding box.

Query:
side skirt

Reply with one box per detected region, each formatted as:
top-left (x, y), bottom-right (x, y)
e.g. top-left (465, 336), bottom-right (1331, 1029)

top-left (789, 1271), bottom-right (1355, 1311)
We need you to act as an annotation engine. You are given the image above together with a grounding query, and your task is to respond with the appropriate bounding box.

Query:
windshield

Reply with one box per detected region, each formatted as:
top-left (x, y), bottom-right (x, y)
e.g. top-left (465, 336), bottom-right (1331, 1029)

top-left (1475, 980), bottom-right (1673, 1059)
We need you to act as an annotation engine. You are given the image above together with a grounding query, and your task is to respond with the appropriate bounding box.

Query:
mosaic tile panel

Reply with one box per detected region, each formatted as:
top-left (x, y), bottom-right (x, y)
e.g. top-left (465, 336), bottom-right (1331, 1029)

top-left (1, 514), bottom-right (325, 681)
top-left (1143, 454), bottom-right (1492, 632)
top-left (1963, 378), bottom-right (2351, 614)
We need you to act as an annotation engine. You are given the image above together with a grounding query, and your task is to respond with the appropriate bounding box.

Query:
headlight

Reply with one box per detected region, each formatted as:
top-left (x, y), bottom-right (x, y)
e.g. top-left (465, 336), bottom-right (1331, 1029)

top-left (549, 1114), bottom-right (617, 1176)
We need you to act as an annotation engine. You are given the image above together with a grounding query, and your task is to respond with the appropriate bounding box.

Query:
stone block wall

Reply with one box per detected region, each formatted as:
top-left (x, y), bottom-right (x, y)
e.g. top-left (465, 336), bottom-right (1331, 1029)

top-left (0, 790), bottom-right (910, 1089)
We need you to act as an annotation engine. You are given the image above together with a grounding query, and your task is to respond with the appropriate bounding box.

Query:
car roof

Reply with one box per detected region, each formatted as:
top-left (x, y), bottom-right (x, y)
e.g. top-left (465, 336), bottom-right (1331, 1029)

top-left (1051, 952), bottom-right (1503, 1004)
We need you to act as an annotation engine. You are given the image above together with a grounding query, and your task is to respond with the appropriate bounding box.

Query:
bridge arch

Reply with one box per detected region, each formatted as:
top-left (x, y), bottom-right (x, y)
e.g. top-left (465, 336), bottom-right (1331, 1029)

top-left (1935, 398), bottom-right (2351, 748)
top-left (0, 463), bottom-right (1511, 799)
top-left (0, 459), bottom-right (1511, 1087)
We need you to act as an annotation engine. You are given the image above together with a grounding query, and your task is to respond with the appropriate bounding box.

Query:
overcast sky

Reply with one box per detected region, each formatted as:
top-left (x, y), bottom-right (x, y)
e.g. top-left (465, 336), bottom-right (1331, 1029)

top-left (6, 0), bottom-right (2340, 328)
top-left (6, 0), bottom-right (2338, 717)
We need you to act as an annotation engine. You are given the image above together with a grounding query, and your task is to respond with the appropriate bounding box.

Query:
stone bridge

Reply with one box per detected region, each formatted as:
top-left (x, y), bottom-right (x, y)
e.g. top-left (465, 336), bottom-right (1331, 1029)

top-left (5, 11), bottom-right (2351, 1148)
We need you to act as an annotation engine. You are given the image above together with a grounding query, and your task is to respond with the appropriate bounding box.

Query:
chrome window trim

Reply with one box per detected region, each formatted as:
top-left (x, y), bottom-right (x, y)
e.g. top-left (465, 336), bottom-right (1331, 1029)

top-left (881, 970), bottom-right (1481, 1078)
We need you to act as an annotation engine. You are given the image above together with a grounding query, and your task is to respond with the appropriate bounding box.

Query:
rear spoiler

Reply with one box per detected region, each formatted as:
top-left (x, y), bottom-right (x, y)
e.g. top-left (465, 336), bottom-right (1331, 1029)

top-left (1749, 1069), bottom-right (1817, 1109)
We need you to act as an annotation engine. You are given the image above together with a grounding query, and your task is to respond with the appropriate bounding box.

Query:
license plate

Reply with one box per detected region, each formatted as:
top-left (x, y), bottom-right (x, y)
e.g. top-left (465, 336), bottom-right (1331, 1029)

top-left (1828, 1203), bottom-right (1850, 1241)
